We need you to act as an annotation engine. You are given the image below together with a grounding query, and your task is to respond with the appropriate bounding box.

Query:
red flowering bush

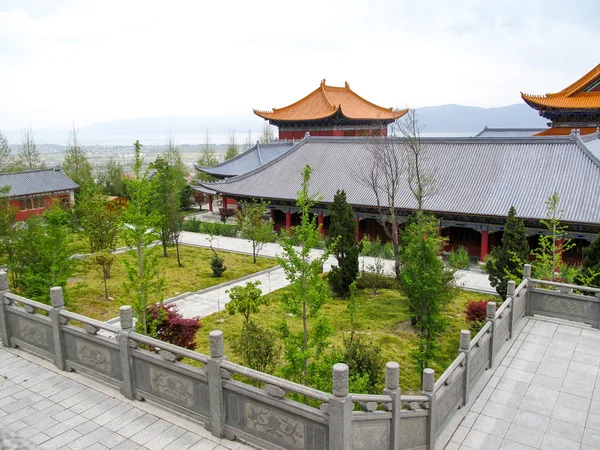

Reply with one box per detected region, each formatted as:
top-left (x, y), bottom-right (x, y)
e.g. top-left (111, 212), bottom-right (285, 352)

top-left (148, 304), bottom-right (202, 350)
top-left (465, 300), bottom-right (488, 323)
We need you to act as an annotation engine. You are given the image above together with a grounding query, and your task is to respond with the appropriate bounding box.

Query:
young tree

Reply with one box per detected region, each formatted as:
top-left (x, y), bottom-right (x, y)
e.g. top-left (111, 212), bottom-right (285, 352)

top-left (245, 129), bottom-right (253, 151)
top-left (582, 234), bottom-right (600, 287)
top-left (225, 281), bottom-right (267, 323)
top-left (98, 157), bottom-right (126, 197)
top-left (73, 184), bottom-right (122, 257)
top-left (277, 165), bottom-right (332, 385)
top-left (393, 109), bottom-right (436, 210)
top-left (225, 131), bottom-right (239, 160)
top-left (63, 124), bottom-right (93, 188)
top-left (0, 131), bottom-right (15, 172)
top-left (239, 200), bottom-right (273, 263)
top-left (259, 122), bottom-right (275, 144)
top-left (328, 190), bottom-right (361, 297)
top-left (0, 186), bottom-right (18, 285)
top-left (16, 125), bottom-right (45, 170)
top-left (150, 155), bottom-right (185, 263)
top-left (400, 212), bottom-right (455, 372)
top-left (531, 192), bottom-right (574, 281)
top-left (232, 321), bottom-right (280, 378)
top-left (485, 206), bottom-right (529, 298)
top-left (89, 250), bottom-right (116, 300)
top-left (163, 130), bottom-right (187, 177)
top-left (193, 142), bottom-right (219, 183)
top-left (122, 140), bottom-right (165, 335)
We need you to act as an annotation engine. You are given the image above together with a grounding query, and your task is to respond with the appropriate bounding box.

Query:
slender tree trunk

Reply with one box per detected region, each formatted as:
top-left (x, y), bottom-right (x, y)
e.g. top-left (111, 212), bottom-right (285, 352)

top-left (103, 274), bottom-right (108, 300)
top-left (302, 299), bottom-right (307, 385)
top-left (137, 238), bottom-right (147, 335)
top-left (175, 235), bottom-right (182, 267)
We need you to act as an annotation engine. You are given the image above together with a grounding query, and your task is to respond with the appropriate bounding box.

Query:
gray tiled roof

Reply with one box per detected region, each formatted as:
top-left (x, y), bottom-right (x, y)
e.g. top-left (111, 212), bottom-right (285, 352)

top-left (195, 142), bottom-right (294, 178)
top-left (474, 127), bottom-right (546, 138)
top-left (0, 167), bottom-right (79, 197)
top-left (201, 135), bottom-right (600, 225)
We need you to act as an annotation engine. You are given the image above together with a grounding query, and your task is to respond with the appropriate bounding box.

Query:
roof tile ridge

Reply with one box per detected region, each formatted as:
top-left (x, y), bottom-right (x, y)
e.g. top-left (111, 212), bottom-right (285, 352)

top-left (559, 63), bottom-right (600, 97)
top-left (320, 80), bottom-right (337, 112)
top-left (573, 132), bottom-right (600, 168)
top-left (255, 83), bottom-right (334, 117)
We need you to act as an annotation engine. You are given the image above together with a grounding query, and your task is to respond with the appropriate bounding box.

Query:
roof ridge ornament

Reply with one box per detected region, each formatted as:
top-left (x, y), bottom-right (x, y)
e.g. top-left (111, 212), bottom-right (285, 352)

top-left (304, 132), bottom-right (310, 139)
top-left (345, 81), bottom-right (349, 90)
top-left (320, 79), bottom-right (326, 87)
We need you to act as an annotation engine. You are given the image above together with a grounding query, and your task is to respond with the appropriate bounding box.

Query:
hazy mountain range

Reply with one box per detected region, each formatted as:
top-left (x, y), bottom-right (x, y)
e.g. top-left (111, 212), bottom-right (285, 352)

top-left (4, 103), bottom-right (548, 146)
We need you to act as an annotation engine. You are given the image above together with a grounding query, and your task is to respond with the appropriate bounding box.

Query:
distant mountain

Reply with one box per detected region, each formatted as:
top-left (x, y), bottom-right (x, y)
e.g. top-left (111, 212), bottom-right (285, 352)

top-left (415, 103), bottom-right (547, 133)
top-left (3, 103), bottom-right (549, 146)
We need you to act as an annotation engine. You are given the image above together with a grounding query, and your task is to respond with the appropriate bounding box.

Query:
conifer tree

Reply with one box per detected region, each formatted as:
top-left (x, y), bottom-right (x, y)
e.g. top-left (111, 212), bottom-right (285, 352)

top-left (63, 124), bottom-right (93, 188)
top-left (485, 206), bottom-right (529, 298)
top-left (328, 190), bottom-right (361, 297)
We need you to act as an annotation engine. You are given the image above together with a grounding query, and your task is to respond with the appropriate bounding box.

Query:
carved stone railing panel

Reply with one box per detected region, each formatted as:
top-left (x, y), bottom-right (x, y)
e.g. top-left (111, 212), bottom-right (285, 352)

top-left (6, 308), bottom-right (55, 357)
top-left (529, 289), bottom-right (600, 328)
top-left (397, 415), bottom-right (427, 450)
top-left (434, 365), bottom-right (465, 436)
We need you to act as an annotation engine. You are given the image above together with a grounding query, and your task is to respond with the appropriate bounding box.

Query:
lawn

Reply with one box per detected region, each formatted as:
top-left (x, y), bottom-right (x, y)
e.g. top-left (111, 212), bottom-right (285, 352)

top-left (66, 245), bottom-right (277, 321)
top-left (194, 283), bottom-right (496, 393)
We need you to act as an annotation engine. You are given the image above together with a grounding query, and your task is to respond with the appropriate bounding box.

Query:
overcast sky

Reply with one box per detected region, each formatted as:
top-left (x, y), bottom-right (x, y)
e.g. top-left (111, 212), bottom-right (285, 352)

top-left (0, 0), bottom-right (598, 130)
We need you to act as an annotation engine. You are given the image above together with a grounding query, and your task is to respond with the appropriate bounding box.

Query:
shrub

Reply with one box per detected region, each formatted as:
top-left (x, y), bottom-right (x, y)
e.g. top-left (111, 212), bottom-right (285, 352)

top-left (464, 300), bottom-right (488, 333)
top-left (360, 236), bottom-right (394, 259)
top-left (232, 320), bottom-right (280, 379)
top-left (341, 333), bottom-right (384, 393)
top-left (193, 192), bottom-right (206, 208)
top-left (181, 219), bottom-right (238, 237)
top-left (219, 208), bottom-right (236, 223)
top-left (147, 304), bottom-right (202, 350)
top-left (448, 246), bottom-right (470, 269)
top-left (210, 254), bottom-right (227, 277)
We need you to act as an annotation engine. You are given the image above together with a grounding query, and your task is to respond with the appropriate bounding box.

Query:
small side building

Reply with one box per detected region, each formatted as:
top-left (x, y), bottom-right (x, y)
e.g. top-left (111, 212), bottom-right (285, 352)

top-left (0, 167), bottom-right (79, 221)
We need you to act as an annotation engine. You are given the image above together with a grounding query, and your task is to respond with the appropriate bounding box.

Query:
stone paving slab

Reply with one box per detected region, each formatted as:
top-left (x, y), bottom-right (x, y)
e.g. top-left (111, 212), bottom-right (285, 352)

top-left (0, 346), bottom-right (257, 450)
top-left (444, 317), bottom-right (600, 450)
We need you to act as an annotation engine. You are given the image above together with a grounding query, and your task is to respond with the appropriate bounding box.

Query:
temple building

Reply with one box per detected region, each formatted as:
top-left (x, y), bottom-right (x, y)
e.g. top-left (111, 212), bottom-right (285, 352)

top-left (254, 80), bottom-right (407, 140)
top-left (522, 63), bottom-right (600, 136)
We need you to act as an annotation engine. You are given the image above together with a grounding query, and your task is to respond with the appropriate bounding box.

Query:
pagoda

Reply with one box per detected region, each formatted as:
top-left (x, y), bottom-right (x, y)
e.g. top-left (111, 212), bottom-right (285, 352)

top-left (522, 63), bottom-right (600, 136)
top-left (254, 79), bottom-right (407, 140)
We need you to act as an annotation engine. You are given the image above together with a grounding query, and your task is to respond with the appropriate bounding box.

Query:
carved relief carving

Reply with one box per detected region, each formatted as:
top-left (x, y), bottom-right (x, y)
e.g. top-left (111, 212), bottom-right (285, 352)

top-left (149, 366), bottom-right (194, 408)
top-left (532, 294), bottom-right (590, 318)
top-left (245, 401), bottom-right (305, 448)
top-left (19, 320), bottom-right (50, 349)
top-left (352, 423), bottom-right (388, 450)
top-left (76, 339), bottom-right (112, 372)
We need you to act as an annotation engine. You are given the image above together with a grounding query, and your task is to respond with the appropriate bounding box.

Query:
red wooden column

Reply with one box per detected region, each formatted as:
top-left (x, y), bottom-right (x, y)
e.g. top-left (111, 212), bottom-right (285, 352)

top-left (236, 204), bottom-right (242, 228)
top-left (222, 196), bottom-right (228, 210)
top-left (208, 194), bottom-right (213, 213)
top-left (270, 209), bottom-right (276, 222)
top-left (355, 217), bottom-right (360, 243)
top-left (480, 228), bottom-right (489, 262)
top-left (285, 210), bottom-right (292, 233)
top-left (317, 212), bottom-right (324, 236)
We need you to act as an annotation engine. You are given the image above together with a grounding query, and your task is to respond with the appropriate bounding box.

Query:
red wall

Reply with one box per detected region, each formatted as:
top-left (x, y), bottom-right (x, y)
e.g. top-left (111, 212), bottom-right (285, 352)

top-left (278, 127), bottom-right (388, 140)
top-left (11, 195), bottom-right (69, 221)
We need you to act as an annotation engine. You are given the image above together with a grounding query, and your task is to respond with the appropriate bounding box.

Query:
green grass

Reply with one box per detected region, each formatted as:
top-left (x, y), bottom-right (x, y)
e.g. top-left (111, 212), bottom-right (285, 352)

top-left (66, 245), bottom-right (277, 321)
top-left (70, 233), bottom-right (127, 255)
top-left (195, 285), bottom-right (495, 393)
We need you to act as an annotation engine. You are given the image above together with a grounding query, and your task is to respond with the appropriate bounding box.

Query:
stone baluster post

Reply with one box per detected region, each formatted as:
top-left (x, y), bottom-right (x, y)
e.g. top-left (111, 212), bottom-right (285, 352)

top-left (422, 368), bottom-right (436, 449)
top-left (384, 362), bottom-right (401, 449)
top-left (460, 330), bottom-right (471, 406)
top-left (0, 272), bottom-right (10, 348)
top-left (329, 363), bottom-right (352, 450)
top-left (523, 264), bottom-right (532, 316)
top-left (208, 330), bottom-right (226, 439)
top-left (118, 306), bottom-right (136, 400)
top-left (507, 280), bottom-right (516, 339)
top-left (50, 287), bottom-right (66, 371)
top-left (487, 302), bottom-right (497, 368)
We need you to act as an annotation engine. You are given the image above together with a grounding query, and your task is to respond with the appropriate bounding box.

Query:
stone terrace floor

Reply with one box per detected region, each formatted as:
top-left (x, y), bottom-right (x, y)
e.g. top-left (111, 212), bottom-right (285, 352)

top-left (0, 346), bottom-right (255, 450)
top-left (445, 317), bottom-right (600, 450)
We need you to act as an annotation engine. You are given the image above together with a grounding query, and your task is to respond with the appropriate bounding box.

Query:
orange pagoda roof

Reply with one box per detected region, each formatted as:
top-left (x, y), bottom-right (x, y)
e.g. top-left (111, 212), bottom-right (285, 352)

top-left (254, 80), bottom-right (407, 122)
top-left (522, 64), bottom-right (600, 110)
top-left (534, 127), bottom-right (599, 136)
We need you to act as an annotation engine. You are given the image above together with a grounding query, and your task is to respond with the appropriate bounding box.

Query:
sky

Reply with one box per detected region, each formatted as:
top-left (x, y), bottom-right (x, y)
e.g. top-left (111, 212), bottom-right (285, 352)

top-left (0, 0), bottom-right (599, 131)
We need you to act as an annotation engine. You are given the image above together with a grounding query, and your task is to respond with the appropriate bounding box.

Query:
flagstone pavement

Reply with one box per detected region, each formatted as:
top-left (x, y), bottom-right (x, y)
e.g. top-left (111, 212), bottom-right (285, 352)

top-left (0, 346), bottom-right (255, 450)
top-left (444, 317), bottom-right (600, 450)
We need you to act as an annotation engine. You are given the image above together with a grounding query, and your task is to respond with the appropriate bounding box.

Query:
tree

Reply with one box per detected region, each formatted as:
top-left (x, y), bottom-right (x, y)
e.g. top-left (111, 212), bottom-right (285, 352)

top-left (73, 184), bottom-right (122, 257)
top-left (400, 212), bottom-right (456, 372)
top-left (225, 131), bottom-right (239, 160)
top-left (150, 155), bottom-right (185, 263)
top-left (245, 129), bottom-right (253, 152)
top-left (0, 131), bottom-right (15, 172)
top-left (582, 234), bottom-right (600, 287)
top-left (163, 130), bottom-right (187, 177)
top-left (63, 124), bottom-right (93, 188)
top-left (359, 132), bottom-right (404, 277)
top-left (531, 192), bottom-right (574, 281)
top-left (259, 122), bottom-right (275, 144)
top-left (16, 125), bottom-right (45, 170)
top-left (225, 281), bottom-right (267, 323)
top-left (121, 140), bottom-right (165, 336)
top-left (0, 186), bottom-right (18, 285)
top-left (232, 321), bottom-right (280, 379)
top-left (239, 200), bottom-right (273, 263)
top-left (277, 165), bottom-right (332, 385)
top-left (193, 133), bottom-right (219, 183)
top-left (98, 157), bottom-right (126, 197)
top-left (11, 204), bottom-right (75, 304)
top-left (393, 109), bottom-right (436, 211)
top-left (89, 250), bottom-right (116, 300)
top-left (485, 206), bottom-right (529, 298)
top-left (328, 190), bottom-right (361, 297)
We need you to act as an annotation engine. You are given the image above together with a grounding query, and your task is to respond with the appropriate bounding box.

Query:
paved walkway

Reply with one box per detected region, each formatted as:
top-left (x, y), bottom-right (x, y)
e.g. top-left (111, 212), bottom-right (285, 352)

top-left (445, 317), bottom-right (600, 450)
top-left (0, 346), bottom-right (254, 450)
